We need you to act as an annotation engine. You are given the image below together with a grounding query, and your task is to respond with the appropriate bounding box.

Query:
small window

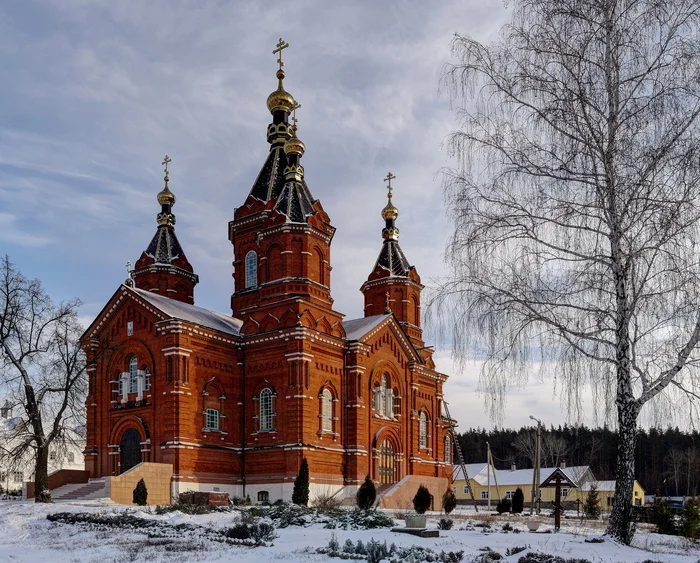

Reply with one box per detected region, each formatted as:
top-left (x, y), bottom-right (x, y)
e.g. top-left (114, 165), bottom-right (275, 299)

top-left (68, 452), bottom-right (75, 463)
top-left (506, 490), bottom-right (514, 499)
top-left (463, 484), bottom-right (470, 494)
top-left (49, 451), bottom-right (57, 461)
top-left (257, 490), bottom-right (269, 503)
top-left (205, 408), bottom-right (220, 430)
top-left (259, 388), bottom-right (274, 431)
top-left (245, 251), bottom-right (258, 289)
top-left (12, 471), bottom-right (22, 482)
top-left (129, 356), bottom-right (138, 394)
top-left (481, 490), bottom-right (489, 500)
top-left (144, 369), bottom-right (151, 391)
top-left (321, 389), bottom-right (333, 432)
top-left (561, 487), bottom-right (569, 498)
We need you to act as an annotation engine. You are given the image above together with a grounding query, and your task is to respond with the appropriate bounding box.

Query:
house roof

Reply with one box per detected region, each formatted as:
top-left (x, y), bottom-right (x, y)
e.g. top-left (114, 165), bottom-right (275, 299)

top-left (342, 314), bottom-right (390, 341)
top-left (452, 463), bottom-right (492, 481)
top-left (129, 287), bottom-right (242, 336)
top-left (580, 480), bottom-right (617, 492)
top-left (453, 464), bottom-right (592, 488)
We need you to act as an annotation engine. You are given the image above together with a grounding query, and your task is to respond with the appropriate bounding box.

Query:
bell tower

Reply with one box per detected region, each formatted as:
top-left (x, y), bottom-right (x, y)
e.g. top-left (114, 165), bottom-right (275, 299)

top-left (131, 155), bottom-right (198, 304)
top-left (361, 173), bottom-right (424, 348)
top-left (228, 40), bottom-right (342, 335)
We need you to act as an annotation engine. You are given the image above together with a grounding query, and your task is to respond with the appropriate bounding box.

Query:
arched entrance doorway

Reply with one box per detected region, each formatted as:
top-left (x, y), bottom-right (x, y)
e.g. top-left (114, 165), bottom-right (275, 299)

top-left (377, 438), bottom-right (396, 484)
top-left (119, 428), bottom-right (141, 473)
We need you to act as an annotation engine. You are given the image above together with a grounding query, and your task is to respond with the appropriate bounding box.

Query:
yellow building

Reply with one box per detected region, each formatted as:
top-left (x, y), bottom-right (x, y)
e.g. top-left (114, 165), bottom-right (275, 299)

top-left (453, 463), bottom-right (645, 508)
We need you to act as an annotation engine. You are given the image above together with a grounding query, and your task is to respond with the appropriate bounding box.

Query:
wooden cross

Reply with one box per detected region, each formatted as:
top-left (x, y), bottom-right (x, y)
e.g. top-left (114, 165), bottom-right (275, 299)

top-left (162, 155), bottom-right (171, 180)
top-left (384, 172), bottom-right (396, 197)
top-left (273, 38), bottom-right (289, 71)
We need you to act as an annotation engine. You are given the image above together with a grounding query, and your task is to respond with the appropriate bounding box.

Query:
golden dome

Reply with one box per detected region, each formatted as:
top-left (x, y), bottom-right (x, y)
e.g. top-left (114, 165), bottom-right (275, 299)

top-left (157, 186), bottom-right (176, 206)
top-left (267, 70), bottom-right (296, 113)
top-left (381, 196), bottom-right (398, 220)
top-left (284, 133), bottom-right (305, 157)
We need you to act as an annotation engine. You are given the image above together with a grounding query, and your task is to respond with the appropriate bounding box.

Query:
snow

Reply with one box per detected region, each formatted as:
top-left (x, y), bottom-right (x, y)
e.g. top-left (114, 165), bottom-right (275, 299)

top-left (0, 500), bottom-right (697, 563)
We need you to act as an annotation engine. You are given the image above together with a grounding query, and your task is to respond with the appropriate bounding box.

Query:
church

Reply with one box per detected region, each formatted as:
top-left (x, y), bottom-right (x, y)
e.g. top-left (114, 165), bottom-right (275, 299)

top-left (81, 42), bottom-right (453, 505)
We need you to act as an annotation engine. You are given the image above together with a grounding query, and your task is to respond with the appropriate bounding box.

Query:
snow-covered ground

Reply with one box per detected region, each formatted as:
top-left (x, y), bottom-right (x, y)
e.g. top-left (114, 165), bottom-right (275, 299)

top-left (0, 500), bottom-right (697, 563)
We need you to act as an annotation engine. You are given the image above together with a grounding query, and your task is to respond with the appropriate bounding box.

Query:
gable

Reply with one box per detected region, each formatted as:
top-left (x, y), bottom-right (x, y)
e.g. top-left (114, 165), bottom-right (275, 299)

top-left (359, 315), bottom-right (422, 366)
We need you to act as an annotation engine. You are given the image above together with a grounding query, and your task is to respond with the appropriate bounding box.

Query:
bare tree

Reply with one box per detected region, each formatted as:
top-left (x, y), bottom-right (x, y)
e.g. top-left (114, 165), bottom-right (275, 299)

top-left (664, 448), bottom-right (684, 496)
top-left (685, 446), bottom-right (697, 496)
top-left (512, 430), bottom-right (569, 468)
top-left (0, 256), bottom-right (87, 502)
top-left (438, 0), bottom-right (700, 544)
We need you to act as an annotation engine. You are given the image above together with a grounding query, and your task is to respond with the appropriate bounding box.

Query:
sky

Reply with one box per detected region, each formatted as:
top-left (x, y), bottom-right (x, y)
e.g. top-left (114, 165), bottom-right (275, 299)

top-left (0, 1), bottom-right (687, 438)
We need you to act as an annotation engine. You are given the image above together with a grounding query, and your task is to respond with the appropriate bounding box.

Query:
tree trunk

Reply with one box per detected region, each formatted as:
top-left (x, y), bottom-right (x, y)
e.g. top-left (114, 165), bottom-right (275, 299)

top-left (34, 444), bottom-right (51, 503)
top-left (606, 401), bottom-right (638, 543)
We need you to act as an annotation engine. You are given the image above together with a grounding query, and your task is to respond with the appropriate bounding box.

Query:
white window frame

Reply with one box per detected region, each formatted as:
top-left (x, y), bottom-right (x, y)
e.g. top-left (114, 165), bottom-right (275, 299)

top-left (259, 388), bottom-right (274, 431)
top-left (506, 490), bottom-right (515, 499)
top-left (245, 250), bottom-right (258, 288)
top-left (205, 408), bottom-right (220, 430)
top-left (481, 490), bottom-right (489, 499)
top-left (321, 389), bottom-right (333, 432)
top-left (129, 356), bottom-right (138, 394)
top-left (419, 411), bottom-right (428, 448)
top-left (561, 487), bottom-right (569, 498)
top-left (463, 484), bottom-right (470, 494)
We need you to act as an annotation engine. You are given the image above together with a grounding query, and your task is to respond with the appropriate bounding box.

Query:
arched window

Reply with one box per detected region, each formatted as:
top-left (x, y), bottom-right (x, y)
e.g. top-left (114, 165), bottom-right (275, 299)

top-left (245, 250), bottom-right (257, 288)
top-left (373, 374), bottom-right (394, 418)
top-left (128, 356), bottom-right (138, 394)
top-left (419, 411), bottom-right (428, 448)
top-left (444, 435), bottom-right (452, 463)
top-left (379, 374), bottom-right (387, 416)
top-left (321, 389), bottom-right (333, 432)
top-left (205, 408), bottom-right (219, 430)
top-left (259, 388), bottom-right (274, 431)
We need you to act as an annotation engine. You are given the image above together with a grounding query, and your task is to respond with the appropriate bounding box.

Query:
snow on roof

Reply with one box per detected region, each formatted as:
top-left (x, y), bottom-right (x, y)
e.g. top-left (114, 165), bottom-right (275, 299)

top-left (452, 463), bottom-right (492, 480)
top-left (342, 314), bottom-right (390, 341)
top-left (129, 286), bottom-right (242, 336)
top-left (454, 463), bottom-right (591, 487)
top-left (580, 480), bottom-right (616, 492)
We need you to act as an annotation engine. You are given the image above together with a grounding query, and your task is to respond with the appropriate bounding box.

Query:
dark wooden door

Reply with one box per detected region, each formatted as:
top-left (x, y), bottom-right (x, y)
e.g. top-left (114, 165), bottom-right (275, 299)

top-left (378, 438), bottom-right (396, 484)
top-left (119, 428), bottom-right (141, 473)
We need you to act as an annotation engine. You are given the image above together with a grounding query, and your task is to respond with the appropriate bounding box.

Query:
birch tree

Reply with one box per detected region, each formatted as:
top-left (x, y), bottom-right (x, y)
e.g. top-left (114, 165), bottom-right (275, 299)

top-left (439, 0), bottom-right (700, 544)
top-left (0, 256), bottom-right (87, 502)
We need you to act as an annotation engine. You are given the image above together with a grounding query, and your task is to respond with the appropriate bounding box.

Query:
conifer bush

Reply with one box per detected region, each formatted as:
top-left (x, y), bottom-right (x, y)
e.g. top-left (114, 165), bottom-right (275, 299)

top-left (356, 475), bottom-right (377, 510)
top-left (133, 478), bottom-right (148, 506)
top-left (650, 496), bottom-right (676, 535)
top-left (512, 487), bottom-right (524, 514)
top-left (442, 487), bottom-right (457, 514)
top-left (496, 496), bottom-right (512, 514)
top-left (413, 484), bottom-right (432, 514)
top-left (680, 495), bottom-right (700, 539)
top-left (583, 485), bottom-right (601, 519)
top-left (292, 458), bottom-right (310, 506)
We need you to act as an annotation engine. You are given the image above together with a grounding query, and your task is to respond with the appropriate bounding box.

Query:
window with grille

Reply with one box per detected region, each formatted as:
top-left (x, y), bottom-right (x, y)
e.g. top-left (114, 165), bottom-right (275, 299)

top-left (561, 487), bottom-right (569, 498)
top-left (205, 408), bottom-right (219, 430)
top-left (481, 491), bottom-right (489, 499)
top-left (259, 388), bottom-right (274, 431)
top-left (245, 251), bottom-right (257, 288)
top-left (258, 490), bottom-right (269, 502)
top-left (321, 389), bottom-right (333, 432)
top-left (129, 356), bottom-right (138, 394)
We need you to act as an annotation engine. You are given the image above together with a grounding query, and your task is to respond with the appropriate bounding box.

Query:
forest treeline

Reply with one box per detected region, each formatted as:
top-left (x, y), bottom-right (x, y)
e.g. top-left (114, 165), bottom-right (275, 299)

top-left (456, 425), bottom-right (699, 497)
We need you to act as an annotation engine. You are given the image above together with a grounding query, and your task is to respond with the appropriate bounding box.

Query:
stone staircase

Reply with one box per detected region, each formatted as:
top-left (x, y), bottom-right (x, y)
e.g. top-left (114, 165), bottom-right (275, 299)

top-left (51, 479), bottom-right (107, 501)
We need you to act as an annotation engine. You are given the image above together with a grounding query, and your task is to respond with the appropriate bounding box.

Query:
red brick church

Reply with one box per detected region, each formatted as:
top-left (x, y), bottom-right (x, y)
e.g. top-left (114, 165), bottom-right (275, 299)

top-left (81, 44), bottom-right (453, 505)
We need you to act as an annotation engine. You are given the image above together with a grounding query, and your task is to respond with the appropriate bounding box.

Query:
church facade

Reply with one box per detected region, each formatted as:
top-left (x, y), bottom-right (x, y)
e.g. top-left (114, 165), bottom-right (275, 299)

top-left (81, 46), bottom-right (453, 504)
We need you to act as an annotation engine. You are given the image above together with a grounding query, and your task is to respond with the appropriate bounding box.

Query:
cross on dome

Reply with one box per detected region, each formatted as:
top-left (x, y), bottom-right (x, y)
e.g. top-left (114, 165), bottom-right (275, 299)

top-left (273, 38), bottom-right (289, 71)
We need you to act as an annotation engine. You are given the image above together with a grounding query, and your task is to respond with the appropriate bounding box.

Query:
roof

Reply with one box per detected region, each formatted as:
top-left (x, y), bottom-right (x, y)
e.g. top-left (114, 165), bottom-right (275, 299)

top-left (453, 464), bottom-right (592, 488)
top-left (250, 146), bottom-right (287, 202)
top-left (374, 240), bottom-right (412, 276)
top-left (129, 286), bottom-right (242, 336)
top-left (580, 480), bottom-right (616, 492)
top-left (452, 463), bottom-right (492, 481)
top-left (273, 180), bottom-right (316, 222)
top-left (343, 314), bottom-right (390, 341)
top-left (144, 224), bottom-right (186, 264)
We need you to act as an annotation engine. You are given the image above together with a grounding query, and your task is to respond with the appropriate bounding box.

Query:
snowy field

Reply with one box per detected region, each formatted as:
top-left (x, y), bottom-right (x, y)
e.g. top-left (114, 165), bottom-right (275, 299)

top-left (0, 501), bottom-right (698, 563)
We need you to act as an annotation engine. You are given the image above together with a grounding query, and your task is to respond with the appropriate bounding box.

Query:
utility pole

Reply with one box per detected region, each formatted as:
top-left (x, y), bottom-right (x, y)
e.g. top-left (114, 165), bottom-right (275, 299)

top-left (530, 415), bottom-right (543, 515)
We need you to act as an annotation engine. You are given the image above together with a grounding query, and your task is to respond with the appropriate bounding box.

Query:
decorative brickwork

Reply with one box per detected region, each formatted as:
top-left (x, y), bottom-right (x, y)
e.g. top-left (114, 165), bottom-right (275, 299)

top-left (81, 51), bottom-right (453, 504)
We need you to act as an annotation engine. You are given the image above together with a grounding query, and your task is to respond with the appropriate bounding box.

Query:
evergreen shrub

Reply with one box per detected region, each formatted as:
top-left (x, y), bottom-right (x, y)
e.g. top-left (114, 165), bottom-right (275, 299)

top-left (512, 488), bottom-right (525, 514)
top-left (413, 484), bottom-right (432, 514)
top-left (292, 458), bottom-right (309, 506)
top-left (496, 497), bottom-right (512, 514)
top-left (442, 487), bottom-right (457, 514)
top-left (356, 475), bottom-right (377, 510)
top-left (583, 485), bottom-right (600, 519)
top-left (680, 495), bottom-right (700, 539)
top-left (133, 478), bottom-right (148, 506)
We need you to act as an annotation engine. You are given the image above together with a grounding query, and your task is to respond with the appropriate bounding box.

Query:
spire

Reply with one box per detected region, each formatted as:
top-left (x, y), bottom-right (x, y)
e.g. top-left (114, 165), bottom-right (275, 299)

top-left (249, 38), bottom-right (297, 202)
top-left (132, 155), bottom-right (199, 304)
top-left (374, 173), bottom-right (411, 276)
